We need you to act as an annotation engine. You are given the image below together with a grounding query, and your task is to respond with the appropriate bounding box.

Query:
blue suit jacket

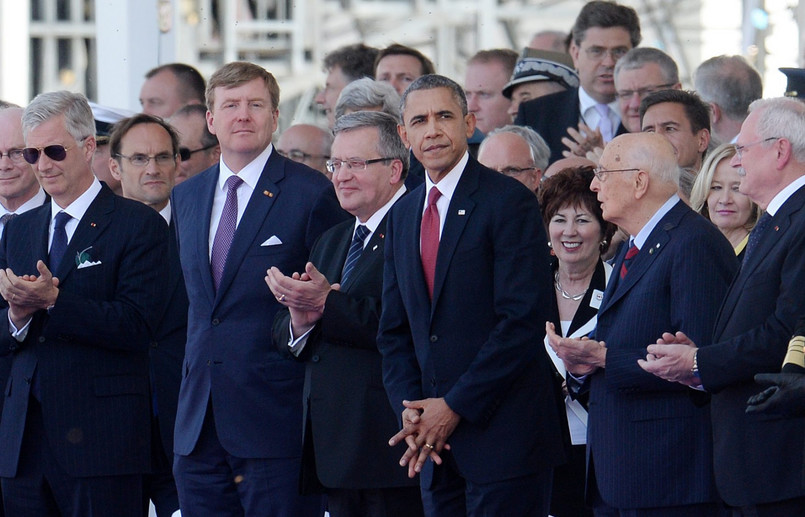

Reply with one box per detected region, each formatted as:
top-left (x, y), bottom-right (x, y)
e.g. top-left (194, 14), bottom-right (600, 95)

top-left (0, 185), bottom-right (168, 477)
top-left (581, 200), bottom-right (737, 508)
top-left (171, 151), bottom-right (348, 458)
top-left (515, 88), bottom-right (627, 164)
top-left (378, 156), bottom-right (565, 485)
top-left (699, 184), bottom-right (805, 506)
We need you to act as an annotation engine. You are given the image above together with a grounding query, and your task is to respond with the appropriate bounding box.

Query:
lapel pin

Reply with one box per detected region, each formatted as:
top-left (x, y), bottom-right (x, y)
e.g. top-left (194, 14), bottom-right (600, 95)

top-left (775, 226), bottom-right (779, 231)
top-left (90, 222), bottom-right (96, 227)
top-left (372, 245), bottom-right (378, 251)
top-left (458, 209), bottom-right (466, 216)
top-left (649, 248), bottom-right (654, 254)
top-left (263, 190), bottom-right (273, 197)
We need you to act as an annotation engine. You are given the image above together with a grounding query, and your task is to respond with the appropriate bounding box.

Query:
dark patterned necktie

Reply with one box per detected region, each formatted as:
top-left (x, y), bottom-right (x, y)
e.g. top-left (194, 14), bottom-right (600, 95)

top-left (421, 187), bottom-right (442, 299)
top-left (49, 211), bottom-right (72, 272)
top-left (743, 212), bottom-right (772, 265)
top-left (210, 175), bottom-right (244, 290)
top-left (619, 243), bottom-right (639, 279)
top-left (0, 212), bottom-right (17, 227)
top-left (341, 224), bottom-right (370, 285)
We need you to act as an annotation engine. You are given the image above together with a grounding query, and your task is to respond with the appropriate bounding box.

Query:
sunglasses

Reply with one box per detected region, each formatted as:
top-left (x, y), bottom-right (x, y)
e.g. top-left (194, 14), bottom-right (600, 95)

top-left (22, 144), bottom-right (74, 164)
top-left (179, 144), bottom-right (217, 161)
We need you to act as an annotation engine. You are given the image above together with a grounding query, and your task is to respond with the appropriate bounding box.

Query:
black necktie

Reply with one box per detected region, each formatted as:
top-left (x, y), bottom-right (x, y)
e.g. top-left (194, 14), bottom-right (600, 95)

top-left (341, 225), bottom-right (370, 284)
top-left (743, 212), bottom-right (772, 265)
top-left (49, 211), bottom-right (72, 272)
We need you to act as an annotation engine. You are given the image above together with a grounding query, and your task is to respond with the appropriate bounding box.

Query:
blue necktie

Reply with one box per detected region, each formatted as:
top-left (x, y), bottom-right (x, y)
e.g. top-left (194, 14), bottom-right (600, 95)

top-left (743, 212), bottom-right (772, 265)
top-left (341, 225), bottom-right (370, 285)
top-left (49, 211), bottom-right (72, 272)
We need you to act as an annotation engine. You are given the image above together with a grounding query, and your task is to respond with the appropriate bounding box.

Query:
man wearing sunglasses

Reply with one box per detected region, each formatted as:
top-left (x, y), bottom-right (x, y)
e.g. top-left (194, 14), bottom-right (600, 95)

top-left (108, 113), bottom-right (185, 517)
top-left (168, 103), bottom-right (220, 184)
top-left (0, 91), bottom-right (168, 516)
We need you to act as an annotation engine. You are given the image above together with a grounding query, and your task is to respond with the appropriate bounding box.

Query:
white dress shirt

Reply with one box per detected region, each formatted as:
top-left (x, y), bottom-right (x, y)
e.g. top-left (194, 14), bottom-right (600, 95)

top-left (0, 187), bottom-right (47, 240)
top-left (421, 151), bottom-right (470, 240)
top-left (579, 87), bottom-right (621, 141)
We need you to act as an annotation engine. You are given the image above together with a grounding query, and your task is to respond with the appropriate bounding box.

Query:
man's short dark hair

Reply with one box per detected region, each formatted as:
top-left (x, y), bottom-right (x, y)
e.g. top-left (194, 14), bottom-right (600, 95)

top-left (145, 63), bottom-right (206, 105)
top-left (171, 103), bottom-right (219, 149)
top-left (468, 49), bottom-right (519, 78)
top-left (639, 89), bottom-right (711, 135)
top-left (571, 1), bottom-right (642, 48)
top-left (374, 43), bottom-right (436, 77)
top-left (400, 74), bottom-right (468, 121)
top-left (323, 44), bottom-right (379, 82)
top-left (109, 113), bottom-right (180, 160)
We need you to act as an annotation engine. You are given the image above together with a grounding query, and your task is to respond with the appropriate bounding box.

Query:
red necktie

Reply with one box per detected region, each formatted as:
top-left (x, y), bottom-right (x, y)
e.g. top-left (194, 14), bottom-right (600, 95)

top-left (421, 187), bottom-right (442, 299)
top-left (620, 243), bottom-right (639, 279)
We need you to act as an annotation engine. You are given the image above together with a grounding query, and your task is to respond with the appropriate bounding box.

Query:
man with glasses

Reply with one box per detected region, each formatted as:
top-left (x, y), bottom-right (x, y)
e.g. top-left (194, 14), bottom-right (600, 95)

top-left (267, 111), bottom-right (422, 517)
top-left (477, 124), bottom-right (550, 192)
top-left (168, 104), bottom-right (220, 183)
top-left (516, 0), bottom-right (641, 164)
top-left (0, 91), bottom-right (168, 516)
top-left (548, 132), bottom-right (736, 515)
top-left (171, 61), bottom-right (347, 517)
top-left (275, 123), bottom-right (333, 178)
top-left (641, 97), bottom-right (805, 514)
top-left (378, 74), bottom-right (565, 516)
top-left (107, 114), bottom-right (185, 517)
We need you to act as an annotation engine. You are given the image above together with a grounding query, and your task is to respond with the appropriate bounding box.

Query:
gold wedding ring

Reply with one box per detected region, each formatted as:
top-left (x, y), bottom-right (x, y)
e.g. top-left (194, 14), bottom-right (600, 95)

top-left (424, 443), bottom-right (434, 450)
top-left (279, 294), bottom-right (286, 302)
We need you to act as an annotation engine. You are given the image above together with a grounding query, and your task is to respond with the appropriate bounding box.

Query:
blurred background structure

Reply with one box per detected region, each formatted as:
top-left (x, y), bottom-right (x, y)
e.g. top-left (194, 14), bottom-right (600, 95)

top-left (0, 0), bottom-right (801, 130)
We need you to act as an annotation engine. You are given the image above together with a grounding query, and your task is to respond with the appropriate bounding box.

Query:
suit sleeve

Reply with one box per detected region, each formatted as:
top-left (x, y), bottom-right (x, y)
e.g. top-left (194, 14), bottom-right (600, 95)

top-left (605, 223), bottom-right (737, 392)
top-left (442, 187), bottom-right (553, 424)
top-left (42, 209), bottom-right (169, 352)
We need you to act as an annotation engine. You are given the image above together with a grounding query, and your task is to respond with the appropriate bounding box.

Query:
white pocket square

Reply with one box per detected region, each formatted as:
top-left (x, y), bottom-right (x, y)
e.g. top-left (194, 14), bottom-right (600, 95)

top-left (77, 260), bottom-right (102, 269)
top-left (261, 235), bottom-right (283, 246)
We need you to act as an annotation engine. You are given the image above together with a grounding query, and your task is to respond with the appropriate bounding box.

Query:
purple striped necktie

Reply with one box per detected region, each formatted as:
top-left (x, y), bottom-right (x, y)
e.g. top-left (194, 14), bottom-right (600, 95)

top-left (210, 175), bottom-right (243, 290)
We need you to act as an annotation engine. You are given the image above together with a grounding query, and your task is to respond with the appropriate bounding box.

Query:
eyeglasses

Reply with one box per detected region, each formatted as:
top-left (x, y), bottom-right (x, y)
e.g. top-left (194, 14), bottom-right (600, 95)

top-left (0, 149), bottom-right (25, 163)
top-left (326, 157), bottom-right (394, 174)
top-left (277, 149), bottom-right (329, 163)
top-left (584, 46), bottom-right (630, 61)
top-left (116, 152), bottom-right (176, 168)
top-left (735, 137), bottom-right (779, 160)
top-left (179, 144), bottom-right (217, 161)
top-left (592, 167), bottom-right (640, 181)
top-left (499, 166), bottom-right (536, 176)
top-left (616, 83), bottom-right (677, 101)
top-left (22, 144), bottom-right (75, 164)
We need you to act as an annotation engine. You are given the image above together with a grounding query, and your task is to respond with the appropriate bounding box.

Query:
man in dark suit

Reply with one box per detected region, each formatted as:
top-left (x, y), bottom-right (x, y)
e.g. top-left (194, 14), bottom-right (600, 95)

top-left (548, 132), bottom-right (737, 515)
top-left (377, 74), bottom-right (565, 516)
top-left (171, 61), bottom-right (347, 516)
top-left (515, 1), bottom-right (641, 163)
top-left (0, 91), bottom-right (168, 515)
top-left (267, 111), bottom-right (422, 517)
top-left (642, 97), bottom-right (805, 514)
top-left (108, 113), bottom-right (185, 517)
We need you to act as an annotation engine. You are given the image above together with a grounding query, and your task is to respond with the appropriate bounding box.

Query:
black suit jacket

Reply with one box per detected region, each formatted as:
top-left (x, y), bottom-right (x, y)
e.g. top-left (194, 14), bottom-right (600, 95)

top-left (0, 184), bottom-right (168, 477)
top-left (378, 156), bottom-right (565, 486)
top-left (699, 183), bottom-right (805, 506)
top-left (273, 205), bottom-right (418, 492)
top-left (515, 88), bottom-right (627, 164)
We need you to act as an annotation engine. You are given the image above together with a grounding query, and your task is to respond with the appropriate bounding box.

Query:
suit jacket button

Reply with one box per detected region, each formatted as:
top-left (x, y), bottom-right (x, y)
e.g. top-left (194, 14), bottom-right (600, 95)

top-left (212, 318), bottom-right (220, 326)
top-left (312, 355), bottom-right (320, 363)
top-left (8, 344), bottom-right (17, 351)
top-left (150, 341), bottom-right (158, 348)
top-left (38, 336), bottom-right (46, 343)
top-left (430, 335), bottom-right (438, 343)
top-left (431, 378), bottom-right (437, 386)
top-left (24, 377), bottom-right (30, 384)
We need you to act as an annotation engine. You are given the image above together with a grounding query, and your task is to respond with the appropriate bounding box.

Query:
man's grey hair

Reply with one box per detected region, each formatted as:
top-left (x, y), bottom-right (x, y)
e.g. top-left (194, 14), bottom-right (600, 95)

top-left (400, 74), bottom-right (468, 122)
top-left (22, 91), bottom-right (95, 143)
top-left (614, 47), bottom-right (679, 85)
top-left (335, 78), bottom-right (401, 121)
top-left (483, 125), bottom-right (550, 171)
top-left (694, 55), bottom-right (762, 120)
top-left (749, 97), bottom-right (805, 163)
top-left (333, 111), bottom-right (410, 179)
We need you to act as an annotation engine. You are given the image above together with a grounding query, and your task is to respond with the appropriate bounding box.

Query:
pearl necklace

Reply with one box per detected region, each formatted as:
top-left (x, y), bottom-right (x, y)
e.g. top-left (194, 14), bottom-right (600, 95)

top-left (554, 271), bottom-right (588, 301)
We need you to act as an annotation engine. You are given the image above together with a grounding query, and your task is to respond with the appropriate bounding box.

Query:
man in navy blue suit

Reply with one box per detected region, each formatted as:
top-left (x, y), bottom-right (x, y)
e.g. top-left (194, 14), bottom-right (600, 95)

top-left (377, 74), bottom-right (565, 516)
top-left (108, 113), bottom-right (185, 517)
top-left (641, 97), bottom-right (805, 515)
top-left (548, 132), bottom-right (737, 515)
top-left (0, 91), bottom-right (168, 516)
top-left (171, 61), bottom-right (347, 516)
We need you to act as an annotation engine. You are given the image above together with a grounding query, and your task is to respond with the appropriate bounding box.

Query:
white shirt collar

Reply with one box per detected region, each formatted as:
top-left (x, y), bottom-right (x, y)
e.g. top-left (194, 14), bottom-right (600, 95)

top-left (1, 188), bottom-right (46, 216)
top-left (357, 185), bottom-right (406, 237)
top-left (423, 151), bottom-right (469, 210)
top-left (159, 200), bottom-right (172, 224)
top-left (51, 178), bottom-right (102, 223)
top-left (765, 174), bottom-right (805, 216)
top-left (218, 143), bottom-right (273, 192)
top-left (579, 87), bottom-right (619, 121)
top-left (632, 194), bottom-right (680, 250)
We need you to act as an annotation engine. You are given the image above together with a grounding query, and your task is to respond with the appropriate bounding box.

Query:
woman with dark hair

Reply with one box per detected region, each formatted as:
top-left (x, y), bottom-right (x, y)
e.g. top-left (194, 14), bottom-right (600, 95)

top-left (538, 165), bottom-right (616, 517)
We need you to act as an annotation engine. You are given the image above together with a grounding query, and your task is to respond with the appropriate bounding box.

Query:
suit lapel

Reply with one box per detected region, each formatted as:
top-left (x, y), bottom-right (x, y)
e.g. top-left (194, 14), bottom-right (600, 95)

top-left (341, 216), bottom-right (388, 292)
top-left (430, 161), bottom-right (478, 313)
top-left (191, 168), bottom-right (219, 306)
top-left (56, 186), bottom-right (114, 284)
top-left (567, 260), bottom-right (608, 336)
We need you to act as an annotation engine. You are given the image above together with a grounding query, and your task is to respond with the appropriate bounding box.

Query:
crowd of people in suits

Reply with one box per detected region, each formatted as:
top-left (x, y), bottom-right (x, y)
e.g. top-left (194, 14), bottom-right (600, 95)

top-left (1, 1), bottom-right (805, 516)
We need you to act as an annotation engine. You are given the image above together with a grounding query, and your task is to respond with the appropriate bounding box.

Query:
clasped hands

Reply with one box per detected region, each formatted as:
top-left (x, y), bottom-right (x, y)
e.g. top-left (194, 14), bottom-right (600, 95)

top-left (561, 122), bottom-right (604, 162)
top-left (388, 397), bottom-right (460, 478)
top-left (0, 260), bottom-right (60, 328)
top-left (265, 262), bottom-right (337, 335)
top-left (545, 321), bottom-right (607, 376)
top-left (638, 331), bottom-right (700, 386)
